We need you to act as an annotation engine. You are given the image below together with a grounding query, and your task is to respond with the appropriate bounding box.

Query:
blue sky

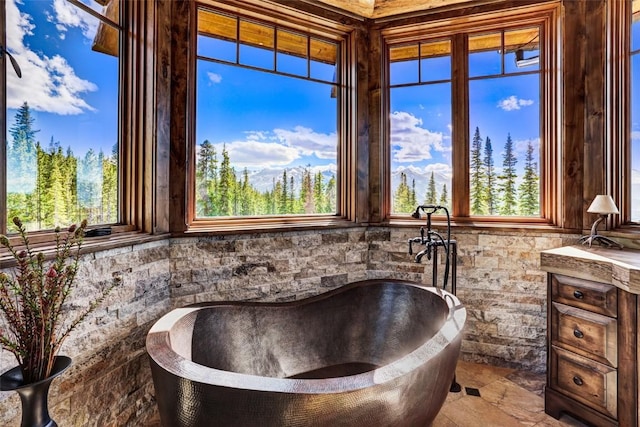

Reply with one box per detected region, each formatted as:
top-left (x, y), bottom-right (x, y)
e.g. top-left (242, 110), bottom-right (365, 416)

top-left (389, 49), bottom-right (541, 191)
top-left (195, 48), bottom-right (338, 172)
top-left (6, 0), bottom-right (118, 157)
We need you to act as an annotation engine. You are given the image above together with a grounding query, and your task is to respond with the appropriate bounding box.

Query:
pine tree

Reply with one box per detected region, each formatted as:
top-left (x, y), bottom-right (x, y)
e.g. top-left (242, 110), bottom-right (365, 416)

top-left (217, 145), bottom-right (233, 216)
top-left (239, 168), bottom-right (251, 215)
top-left (280, 170), bottom-right (289, 214)
top-left (102, 145), bottom-right (118, 223)
top-left (288, 175), bottom-right (295, 213)
top-left (48, 158), bottom-right (68, 227)
top-left (439, 183), bottom-right (448, 208)
top-left (425, 171), bottom-right (437, 205)
top-left (301, 166), bottom-right (314, 213)
top-left (313, 171), bottom-right (325, 213)
top-left (470, 126), bottom-right (486, 215)
top-left (498, 133), bottom-right (518, 215)
top-left (77, 149), bottom-right (103, 224)
top-left (483, 136), bottom-right (498, 214)
top-left (196, 140), bottom-right (217, 216)
top-left (394, 172), bottom-right (411, 213)
top-left (409, 178), bottom-right (417, 211)
top-left (325, 174), bottom-right (336, 213)
top-left (35, 142), bottom-right (51, 228)
top-left (62, 147), bottom-right (78, 223)
top-left (7, 102), bottom-right (39, 229)
top-left (518, 139), bottom-right (539, 215)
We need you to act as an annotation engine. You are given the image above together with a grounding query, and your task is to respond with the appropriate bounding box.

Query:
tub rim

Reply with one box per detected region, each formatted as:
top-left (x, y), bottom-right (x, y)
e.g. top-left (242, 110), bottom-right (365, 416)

top-left (146, 279), bottom-right (466, 394)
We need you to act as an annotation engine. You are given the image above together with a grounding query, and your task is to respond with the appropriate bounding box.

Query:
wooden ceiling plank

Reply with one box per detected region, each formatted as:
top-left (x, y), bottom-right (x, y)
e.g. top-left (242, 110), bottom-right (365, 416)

top-left (198, 8), bottom-right (336, 64)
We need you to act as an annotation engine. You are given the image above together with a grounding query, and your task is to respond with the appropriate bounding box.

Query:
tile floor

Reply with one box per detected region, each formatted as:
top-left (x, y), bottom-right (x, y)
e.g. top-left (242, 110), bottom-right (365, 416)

top-left (146, 360), bottom-right (591, 426)
top-left (433, 360), bottom-right (589, 427)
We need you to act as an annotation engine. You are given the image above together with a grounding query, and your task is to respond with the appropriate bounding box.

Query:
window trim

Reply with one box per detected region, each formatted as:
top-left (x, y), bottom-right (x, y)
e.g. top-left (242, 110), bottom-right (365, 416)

top-left (609, 0), bottom-right (636, 228)
top-left (380, 2), bottom-right (561, 226)
top-left (1, 0), bottom-right (163, 245)
top-left (184, 0), bottom-right (358, 232)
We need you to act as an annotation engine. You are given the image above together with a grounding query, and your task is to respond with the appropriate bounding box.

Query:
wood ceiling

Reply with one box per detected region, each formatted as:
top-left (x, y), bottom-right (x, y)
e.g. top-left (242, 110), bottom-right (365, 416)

top-left (310, 0), bottom-right (487, 19)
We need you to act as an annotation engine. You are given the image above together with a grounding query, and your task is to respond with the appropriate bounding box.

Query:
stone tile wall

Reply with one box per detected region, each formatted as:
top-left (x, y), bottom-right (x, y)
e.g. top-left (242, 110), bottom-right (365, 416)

top-left (367, 227), bottom-right (577, 372)
top-left (0, 239), bottom-right (171, 427)
top-left (168, 228), bottom-right (369, 306)
top-left (0, 226), bottom-right (576, 425)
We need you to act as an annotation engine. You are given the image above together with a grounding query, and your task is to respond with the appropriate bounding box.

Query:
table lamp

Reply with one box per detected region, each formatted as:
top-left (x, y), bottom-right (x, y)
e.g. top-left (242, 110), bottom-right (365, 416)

top-left (578, 194), bottom-right (623, 249)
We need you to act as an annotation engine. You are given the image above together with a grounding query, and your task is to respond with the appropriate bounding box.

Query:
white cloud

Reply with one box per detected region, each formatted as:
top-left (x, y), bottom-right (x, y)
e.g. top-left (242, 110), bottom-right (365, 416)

top-left (514, 137), bottom-right (540, 157)
top-left (273, 126), bottom-right (337, 160)
top-left (201, 126), bottom-right (338, 168)
top-left (390, 111), bottom-right (449, 163)
top-left (213, 140), bottom-right (300, 168)
top-left (425, 162), bottom-right (452, 176)
top-left (207, 72), bottom-right (222, 84)
top-left (632, 130), bottom-right (640, 140)
top-left (6, 0), bottom-right (98, 115)
top-left (52, 0), bottom-right (99, 41)
top-left (498, 95), bottom-right (534, 111)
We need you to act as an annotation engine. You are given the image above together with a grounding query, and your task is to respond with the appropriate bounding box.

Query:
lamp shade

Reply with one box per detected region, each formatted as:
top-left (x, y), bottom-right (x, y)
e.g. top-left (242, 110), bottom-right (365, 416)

top-left (587, 195), bottom-right (620, 215)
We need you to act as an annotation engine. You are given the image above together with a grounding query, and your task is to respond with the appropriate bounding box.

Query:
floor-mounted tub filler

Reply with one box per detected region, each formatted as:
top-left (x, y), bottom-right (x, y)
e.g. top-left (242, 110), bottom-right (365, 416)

top-left (147, 279), bottom-right (466, 426)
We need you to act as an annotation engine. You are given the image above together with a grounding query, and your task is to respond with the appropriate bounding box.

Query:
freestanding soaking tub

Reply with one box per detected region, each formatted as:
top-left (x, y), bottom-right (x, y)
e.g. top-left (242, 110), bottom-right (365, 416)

top-left (147, 279), bottom-right (466, 427)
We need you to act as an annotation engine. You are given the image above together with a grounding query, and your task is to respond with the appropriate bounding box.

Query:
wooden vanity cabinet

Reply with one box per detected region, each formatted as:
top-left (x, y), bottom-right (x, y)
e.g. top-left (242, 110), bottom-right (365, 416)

top-left (541, 247), bottom-right (640, 427)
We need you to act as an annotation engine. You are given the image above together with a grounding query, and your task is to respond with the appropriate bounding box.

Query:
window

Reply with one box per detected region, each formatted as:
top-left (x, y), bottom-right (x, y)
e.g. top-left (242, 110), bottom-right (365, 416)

top-left (386, 6), bottom-right (556, 222)
top-left (193, 6), bottom-right (343, 221)
top-left (631, 0), bottom-right (640, 223)
top-left (389, 40), bottom-right (452, 214)
top-left (2, 0), bottom-right (121, 233)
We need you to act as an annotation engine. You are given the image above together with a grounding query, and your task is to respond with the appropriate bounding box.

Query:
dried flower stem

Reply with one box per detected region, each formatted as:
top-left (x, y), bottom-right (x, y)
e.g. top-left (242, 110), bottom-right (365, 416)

top-left (0, 218), bottom-right (119, 383)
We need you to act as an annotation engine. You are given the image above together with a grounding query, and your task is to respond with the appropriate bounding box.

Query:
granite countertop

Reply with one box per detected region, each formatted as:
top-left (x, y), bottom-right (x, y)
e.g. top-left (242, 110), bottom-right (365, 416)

top-left (540, 245), bottom-right (640, 294)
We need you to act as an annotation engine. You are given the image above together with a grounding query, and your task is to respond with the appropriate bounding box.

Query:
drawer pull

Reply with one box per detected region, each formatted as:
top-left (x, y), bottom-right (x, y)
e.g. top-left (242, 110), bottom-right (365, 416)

top-left (573, 376), bottom-right (584, 386)
top-left (573, 329), bottom-right (584, 339)
top-left (573, 290), bottom-right (584, 299)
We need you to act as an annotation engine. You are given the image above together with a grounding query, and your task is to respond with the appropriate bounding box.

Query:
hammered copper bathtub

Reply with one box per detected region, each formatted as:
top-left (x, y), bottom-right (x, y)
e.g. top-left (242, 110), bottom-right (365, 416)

top-left (147, 279), bottom-right (466, 427)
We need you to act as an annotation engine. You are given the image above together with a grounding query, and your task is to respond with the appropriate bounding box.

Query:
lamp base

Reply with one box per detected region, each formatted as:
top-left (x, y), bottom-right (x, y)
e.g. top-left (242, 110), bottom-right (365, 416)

top-left (578, 234), bottom-right (624, 250)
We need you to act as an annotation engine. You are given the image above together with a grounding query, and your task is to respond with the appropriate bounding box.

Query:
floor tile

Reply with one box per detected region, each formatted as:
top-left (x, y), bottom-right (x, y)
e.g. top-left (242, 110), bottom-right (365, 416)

top-left (440, 394), bottom-right (526, 426)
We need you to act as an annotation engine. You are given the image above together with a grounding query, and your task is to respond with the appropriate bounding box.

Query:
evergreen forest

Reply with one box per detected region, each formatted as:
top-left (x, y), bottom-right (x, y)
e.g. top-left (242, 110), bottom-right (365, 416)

top-left (6, 102), bottom-right (117, 231)
top-left (392, 126), bottom-right (540, 216)
top-left (196, 140), bottom-right (337, 217)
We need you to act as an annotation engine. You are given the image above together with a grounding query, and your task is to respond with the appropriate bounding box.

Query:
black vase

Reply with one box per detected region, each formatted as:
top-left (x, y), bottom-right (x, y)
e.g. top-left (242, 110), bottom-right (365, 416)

top-left (0, 356), bottom-right (72, 427)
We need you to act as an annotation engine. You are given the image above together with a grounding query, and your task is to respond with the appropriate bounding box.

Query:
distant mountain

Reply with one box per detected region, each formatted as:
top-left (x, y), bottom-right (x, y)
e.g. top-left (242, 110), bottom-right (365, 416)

top-left (246, 165), bottom-right (336, 195)
top-left (391, 165), bottom-right (450, 203)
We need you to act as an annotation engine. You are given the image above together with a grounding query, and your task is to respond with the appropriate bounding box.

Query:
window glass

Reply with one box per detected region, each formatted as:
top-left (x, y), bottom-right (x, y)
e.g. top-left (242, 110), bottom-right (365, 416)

top-left (420, 40), bottom-right (451, 82)
top-left (469, 32), bottom-right (502, 78)
top-left (389, 39), bottom-right (452, 214)
top-left (469, 75), bottom-right (540, 216)
top-left (309, 38), bottom-right (337, 81)
top-left (195, 8), bottom-right (339, 217)
top-left (277, 30), bottom-right (307, 77)
top-left (469, 28), bottom-right (541, 217)
top-left (5, 0), bottom-right (120, 232)
top-left (389, 45), bottom-right (419, 86)
top-left (632, 5), bottom-right (640, 222)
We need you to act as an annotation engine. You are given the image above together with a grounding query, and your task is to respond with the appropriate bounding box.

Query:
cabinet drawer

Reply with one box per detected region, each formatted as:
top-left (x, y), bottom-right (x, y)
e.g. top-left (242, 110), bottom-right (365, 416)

top-left (551, 274), bottom-right (617, 317)
top-left (550, 346), bottom-right (617, 419)
top-left (551, 302), bottom-right (617, 367)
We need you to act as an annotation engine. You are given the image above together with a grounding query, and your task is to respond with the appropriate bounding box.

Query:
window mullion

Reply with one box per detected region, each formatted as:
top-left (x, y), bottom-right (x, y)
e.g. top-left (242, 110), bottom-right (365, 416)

top-left (451, 33), bottom-right (469, 218)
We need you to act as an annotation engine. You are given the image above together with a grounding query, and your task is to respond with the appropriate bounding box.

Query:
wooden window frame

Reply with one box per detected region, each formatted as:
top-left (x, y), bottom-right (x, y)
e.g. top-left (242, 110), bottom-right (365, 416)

top-left (0, 0), bottom-right (166, 251)
top-left (182, 0), bottom-right (359, 234)
top-left (608, 0), bottom-right (640, 230)
top-left (380, 3), bottom-right (561, 227)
